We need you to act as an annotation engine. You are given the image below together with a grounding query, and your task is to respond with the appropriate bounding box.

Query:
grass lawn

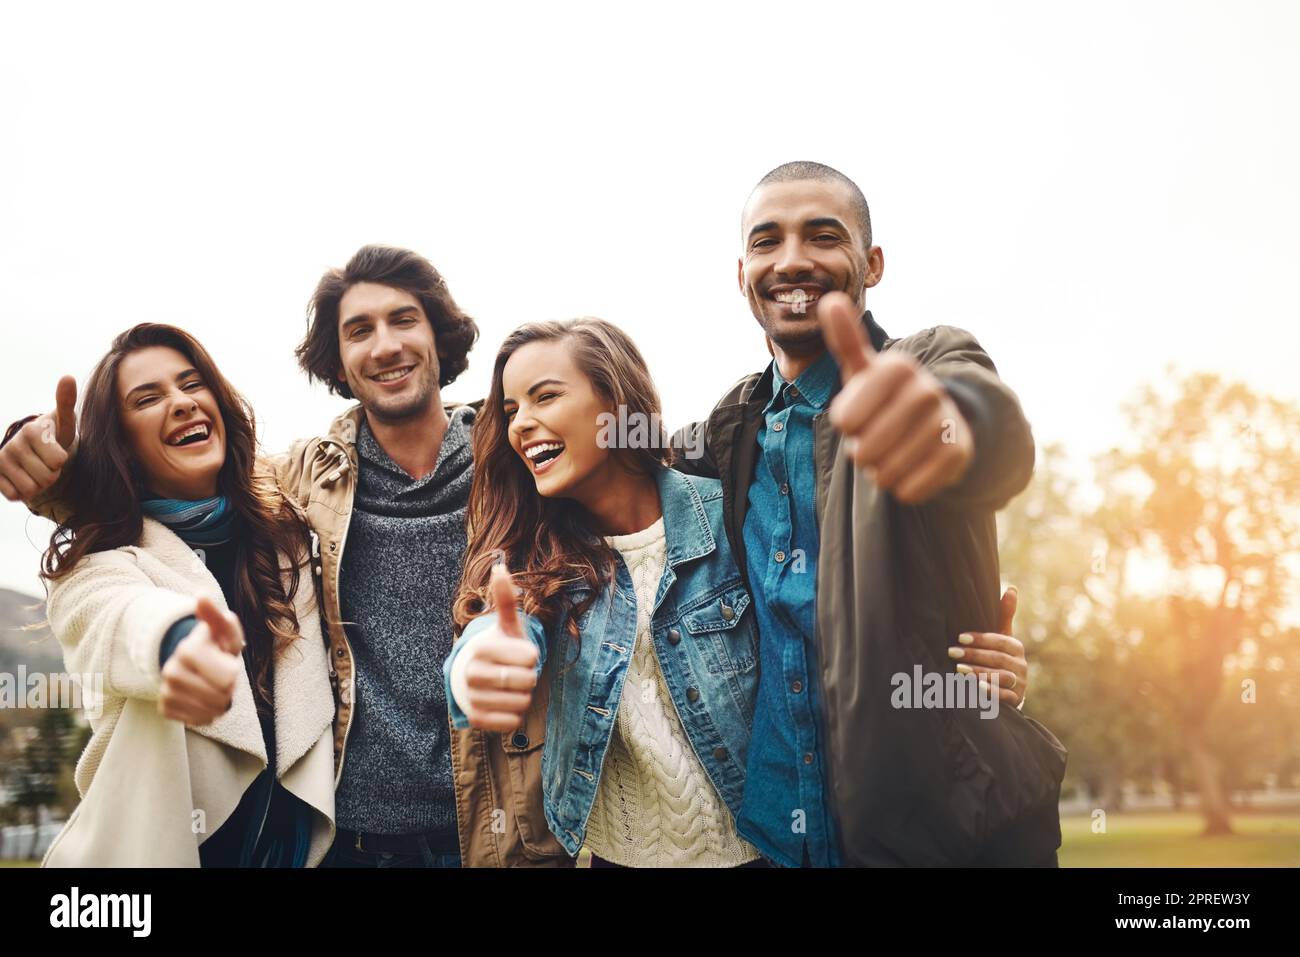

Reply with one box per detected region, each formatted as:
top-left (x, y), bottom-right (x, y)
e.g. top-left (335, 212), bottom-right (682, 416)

top-left (1059, 810), bottom-right (1300, 867)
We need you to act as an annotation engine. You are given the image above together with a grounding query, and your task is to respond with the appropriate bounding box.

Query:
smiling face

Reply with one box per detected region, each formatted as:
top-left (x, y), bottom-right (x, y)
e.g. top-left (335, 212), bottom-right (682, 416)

top-left (739, 178), bottom-right (884, 357)
top-left (336, 282), bottom-right (441, 423)
top-left (501, 339), bottom-right (619, 503)
top-left (117, 346), bottom-right (227, 500)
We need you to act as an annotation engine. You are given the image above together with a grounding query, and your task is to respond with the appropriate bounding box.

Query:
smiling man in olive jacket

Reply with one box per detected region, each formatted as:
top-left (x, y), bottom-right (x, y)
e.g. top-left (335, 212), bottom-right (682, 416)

top-left (671, 161), bottom-right (1066, 867)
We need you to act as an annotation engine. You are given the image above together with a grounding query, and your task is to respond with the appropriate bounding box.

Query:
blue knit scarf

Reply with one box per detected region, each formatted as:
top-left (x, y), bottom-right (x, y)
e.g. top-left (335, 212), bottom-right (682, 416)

top-left (141, 495), bottom-right (237, 546)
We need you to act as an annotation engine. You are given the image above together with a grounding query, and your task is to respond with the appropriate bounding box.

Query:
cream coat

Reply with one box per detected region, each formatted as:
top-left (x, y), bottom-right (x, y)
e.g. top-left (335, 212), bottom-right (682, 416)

top-left (40, 517), bottom-right (336, 867)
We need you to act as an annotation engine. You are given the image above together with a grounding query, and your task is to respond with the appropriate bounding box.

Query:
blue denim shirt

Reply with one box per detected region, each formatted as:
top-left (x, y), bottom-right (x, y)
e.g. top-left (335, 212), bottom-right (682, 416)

top-left (445, 467), bottom-right (759, 858)
top-left (736, 350), bottom-right (842, 868)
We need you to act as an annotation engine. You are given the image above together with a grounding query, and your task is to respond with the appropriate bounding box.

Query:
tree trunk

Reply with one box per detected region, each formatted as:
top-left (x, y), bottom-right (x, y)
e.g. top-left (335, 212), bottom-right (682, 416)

top-left (1187, 727), bottom-right (1233, 836)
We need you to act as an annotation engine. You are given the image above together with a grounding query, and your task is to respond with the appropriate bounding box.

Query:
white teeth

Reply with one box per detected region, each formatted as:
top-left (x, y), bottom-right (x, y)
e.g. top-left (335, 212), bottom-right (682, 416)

top-left (168, 424), bottom-right (208, 446)
top-left (773, 289), bottom-right (820, 304)
top-left (524, 442), bottom-right (565, 460)
top-left (373, 367), bottom-right (411, 382)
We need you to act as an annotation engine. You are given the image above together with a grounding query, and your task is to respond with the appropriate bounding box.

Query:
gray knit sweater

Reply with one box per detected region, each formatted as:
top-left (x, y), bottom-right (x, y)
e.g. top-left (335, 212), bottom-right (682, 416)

top-left (334, 405), bottom-right (474, 836)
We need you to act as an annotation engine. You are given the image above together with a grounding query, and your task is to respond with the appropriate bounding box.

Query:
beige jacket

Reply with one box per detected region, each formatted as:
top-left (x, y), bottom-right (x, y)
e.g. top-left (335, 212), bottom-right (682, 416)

top-left (40, 517), bottom-right (337, 867)
top-left (271, 403), bottom-right (569, 867)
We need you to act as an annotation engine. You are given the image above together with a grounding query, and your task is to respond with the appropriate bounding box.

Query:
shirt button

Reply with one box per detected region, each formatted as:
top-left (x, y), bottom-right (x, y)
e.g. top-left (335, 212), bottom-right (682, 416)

top-left (775, 551), bottom-right (786, 563)
top-left (720, 604), bottom-right (735, 621)
top-left (803, 752), bottom-right (814, 765)
top-left (773, 421), bottom-right (784, 433)
top-left (713, 747), bottom-right (730, 762)
top-left (686, 687), bottom-right (700, 703)
top-left (511, 732), bottom-right (529, 749)
top-left (791, 680), bottom-right (803, 693)
top-left (667, 628), bottom-right (681, 645)
top-left (780, 483), bottom-right (790, 495)
top-left (335, 647), bottom-right (345, 658)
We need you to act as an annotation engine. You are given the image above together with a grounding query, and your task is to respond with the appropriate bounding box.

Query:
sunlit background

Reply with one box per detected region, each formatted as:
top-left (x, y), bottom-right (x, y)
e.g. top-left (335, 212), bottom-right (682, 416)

top-left (2, 0), bottom-right (1297, 865)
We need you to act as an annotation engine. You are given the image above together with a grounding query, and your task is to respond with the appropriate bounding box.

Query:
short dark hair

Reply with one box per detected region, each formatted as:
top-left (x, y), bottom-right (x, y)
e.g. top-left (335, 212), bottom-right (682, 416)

top-left (751, 161), bottom-right (872, 247)
top-left (296, 244), bottom-right (479, 398)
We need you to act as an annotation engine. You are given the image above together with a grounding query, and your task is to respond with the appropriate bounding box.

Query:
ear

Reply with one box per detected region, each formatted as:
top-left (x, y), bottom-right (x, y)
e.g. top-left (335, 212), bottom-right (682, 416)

top-left (736, 257), bottom-right (745, 295)
top-left (864, 245), bottom-right (885, 289)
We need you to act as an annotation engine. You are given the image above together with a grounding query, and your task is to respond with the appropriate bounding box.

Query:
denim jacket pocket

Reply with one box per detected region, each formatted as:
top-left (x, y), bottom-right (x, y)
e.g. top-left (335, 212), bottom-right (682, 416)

top-left (681, 582), bottom-right (756, 676)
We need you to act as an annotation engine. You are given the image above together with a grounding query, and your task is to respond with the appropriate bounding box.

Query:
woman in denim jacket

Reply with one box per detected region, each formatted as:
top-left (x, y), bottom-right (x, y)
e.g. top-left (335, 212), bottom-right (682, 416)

top-left (445, 318), bottom-right (766, 867)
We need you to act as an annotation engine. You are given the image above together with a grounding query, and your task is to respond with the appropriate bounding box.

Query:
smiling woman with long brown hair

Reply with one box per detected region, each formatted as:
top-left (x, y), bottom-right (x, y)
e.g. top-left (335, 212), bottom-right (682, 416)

top-left (37, 323), bottom-right (336, 868)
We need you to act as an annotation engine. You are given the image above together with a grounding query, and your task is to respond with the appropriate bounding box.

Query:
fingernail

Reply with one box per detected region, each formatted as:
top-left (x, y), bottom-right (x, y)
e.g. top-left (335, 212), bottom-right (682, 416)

top-left (958, 633), bottom-right (974, 645)
top-left (955, 663), bottom-right (973, 675)
top-left (947, 647), bottom-right (964, 659)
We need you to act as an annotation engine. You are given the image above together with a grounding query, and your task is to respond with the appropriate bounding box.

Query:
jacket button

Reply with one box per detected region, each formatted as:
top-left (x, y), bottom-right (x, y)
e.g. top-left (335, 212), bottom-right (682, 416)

top-left (713, 747), bottom-right (729, 762)
top-left (780, 483), bottom-right (790, 496)
top-left (511, 732), bottom-right (529, 749)
top-left (667, 628), bottom-right (681, 645)
top-left (803, 752), bottom-right (814, 765)
top-left (773, 421), bottom-right (784, 432)
top-left (686, 687), bottom-right (700, 703)
top-left (775, 551), bottom-right (786, 563)
top-left (720, 604), bottom-right (735, 621)
top-left (791, 680), bottom-right (803, 693)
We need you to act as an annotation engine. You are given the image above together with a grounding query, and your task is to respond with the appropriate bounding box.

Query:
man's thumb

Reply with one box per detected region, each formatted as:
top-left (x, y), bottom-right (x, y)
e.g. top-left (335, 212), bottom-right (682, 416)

top-left (817, 291), bottom-right (875, 383)
top-left (53, 376), bottom-right (77, 450)
top-left (490, 563), bottom-right (523, 638)
top-left (196, 596), bottom-right (244, 656)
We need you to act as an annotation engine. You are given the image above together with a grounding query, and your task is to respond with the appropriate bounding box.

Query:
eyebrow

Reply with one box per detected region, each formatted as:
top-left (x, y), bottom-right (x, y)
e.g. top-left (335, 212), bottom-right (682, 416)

top-left (502, 378), bottom-right (567, 405)
top-left (747, 216), bottom-right (850, 243)
top-left (341, 304), bottom-right (420, 331)
top-left (123, 368), bottom-right (200, 404)
top-left (807, 217), bottom-right (849, 232)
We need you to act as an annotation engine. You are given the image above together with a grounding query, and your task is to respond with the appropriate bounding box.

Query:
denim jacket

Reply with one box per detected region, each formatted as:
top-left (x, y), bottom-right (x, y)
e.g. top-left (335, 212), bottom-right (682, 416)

top-left (445, 466), bottom-right (759, 858)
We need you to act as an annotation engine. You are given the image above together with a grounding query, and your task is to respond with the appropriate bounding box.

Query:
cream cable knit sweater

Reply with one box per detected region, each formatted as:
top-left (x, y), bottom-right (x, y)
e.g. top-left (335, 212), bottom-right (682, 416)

top-left (583, 516), bottom-right (760, 867)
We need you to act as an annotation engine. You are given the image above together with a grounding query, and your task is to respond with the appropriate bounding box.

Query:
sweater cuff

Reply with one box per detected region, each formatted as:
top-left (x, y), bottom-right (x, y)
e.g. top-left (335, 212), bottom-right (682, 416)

top-left (159, 615), bottom-right (199, 668)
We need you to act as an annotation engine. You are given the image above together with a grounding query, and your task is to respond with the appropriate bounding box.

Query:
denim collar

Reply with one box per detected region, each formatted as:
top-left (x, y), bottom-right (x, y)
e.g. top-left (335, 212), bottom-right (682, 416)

top-left (561, 466), bottom-right (715, 598)
top-left (763, 347), bottom-right (840, 416)
top-left (654, 465), bottom-right (715, 568)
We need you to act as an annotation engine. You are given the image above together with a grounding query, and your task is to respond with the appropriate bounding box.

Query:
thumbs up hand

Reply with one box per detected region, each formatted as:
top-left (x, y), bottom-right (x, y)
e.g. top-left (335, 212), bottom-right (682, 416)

top-left (818, 291), bottom-right (974, 504)
top-left (0, 376), bottom-right (78, 503)
top-left (449, 563), bottom-right (541, 732)
top-left (158, 597), bottom-right (245, 725)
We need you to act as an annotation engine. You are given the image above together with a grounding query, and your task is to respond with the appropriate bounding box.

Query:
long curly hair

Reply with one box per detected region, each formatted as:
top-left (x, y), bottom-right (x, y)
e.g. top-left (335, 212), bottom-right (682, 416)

top-left (42, 323), bottom-right (311, 716)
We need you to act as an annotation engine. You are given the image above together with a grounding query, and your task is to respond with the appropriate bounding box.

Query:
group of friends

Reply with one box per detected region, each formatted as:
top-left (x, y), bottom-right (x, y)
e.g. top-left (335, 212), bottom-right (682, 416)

top-left (0, 161), bottom-right (1066, 868)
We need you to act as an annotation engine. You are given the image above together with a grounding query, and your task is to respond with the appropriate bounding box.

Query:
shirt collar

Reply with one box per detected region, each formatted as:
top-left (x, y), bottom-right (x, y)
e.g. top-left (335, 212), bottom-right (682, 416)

top-left (763, 347), bottom-right (840, 414)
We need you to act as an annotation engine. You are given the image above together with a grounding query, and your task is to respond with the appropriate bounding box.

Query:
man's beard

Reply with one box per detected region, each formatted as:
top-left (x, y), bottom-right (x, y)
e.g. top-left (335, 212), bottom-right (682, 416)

top-left (753, 269), bottom-right (865, 356)
top-left (356, 371), bottom-right (437, 424)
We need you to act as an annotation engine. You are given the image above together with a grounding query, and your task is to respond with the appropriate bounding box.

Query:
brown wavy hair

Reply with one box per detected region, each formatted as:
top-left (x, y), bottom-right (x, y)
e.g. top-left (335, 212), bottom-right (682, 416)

top-left (42, 324), bottom-right (311, 716)
top-left (452, 319), bottom-right (673, 652)
top-left (296, 244), bottom-right (479, 397)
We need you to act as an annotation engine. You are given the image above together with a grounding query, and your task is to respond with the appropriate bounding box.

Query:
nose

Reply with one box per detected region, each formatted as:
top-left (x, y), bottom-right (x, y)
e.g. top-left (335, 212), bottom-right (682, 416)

top-left (773, 238), bottom-right (814, 280)
top-left (169, 392), bottom-right (199, 418)
top-left (509, 404), bottom-right (537, 444)
top-left (370, 320), bottom-right (403, 363)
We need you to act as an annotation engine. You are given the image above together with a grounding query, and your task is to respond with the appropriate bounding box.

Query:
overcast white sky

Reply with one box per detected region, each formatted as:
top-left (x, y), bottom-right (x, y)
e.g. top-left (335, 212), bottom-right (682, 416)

top-left (1, 0), bottom-right (1297, 598)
